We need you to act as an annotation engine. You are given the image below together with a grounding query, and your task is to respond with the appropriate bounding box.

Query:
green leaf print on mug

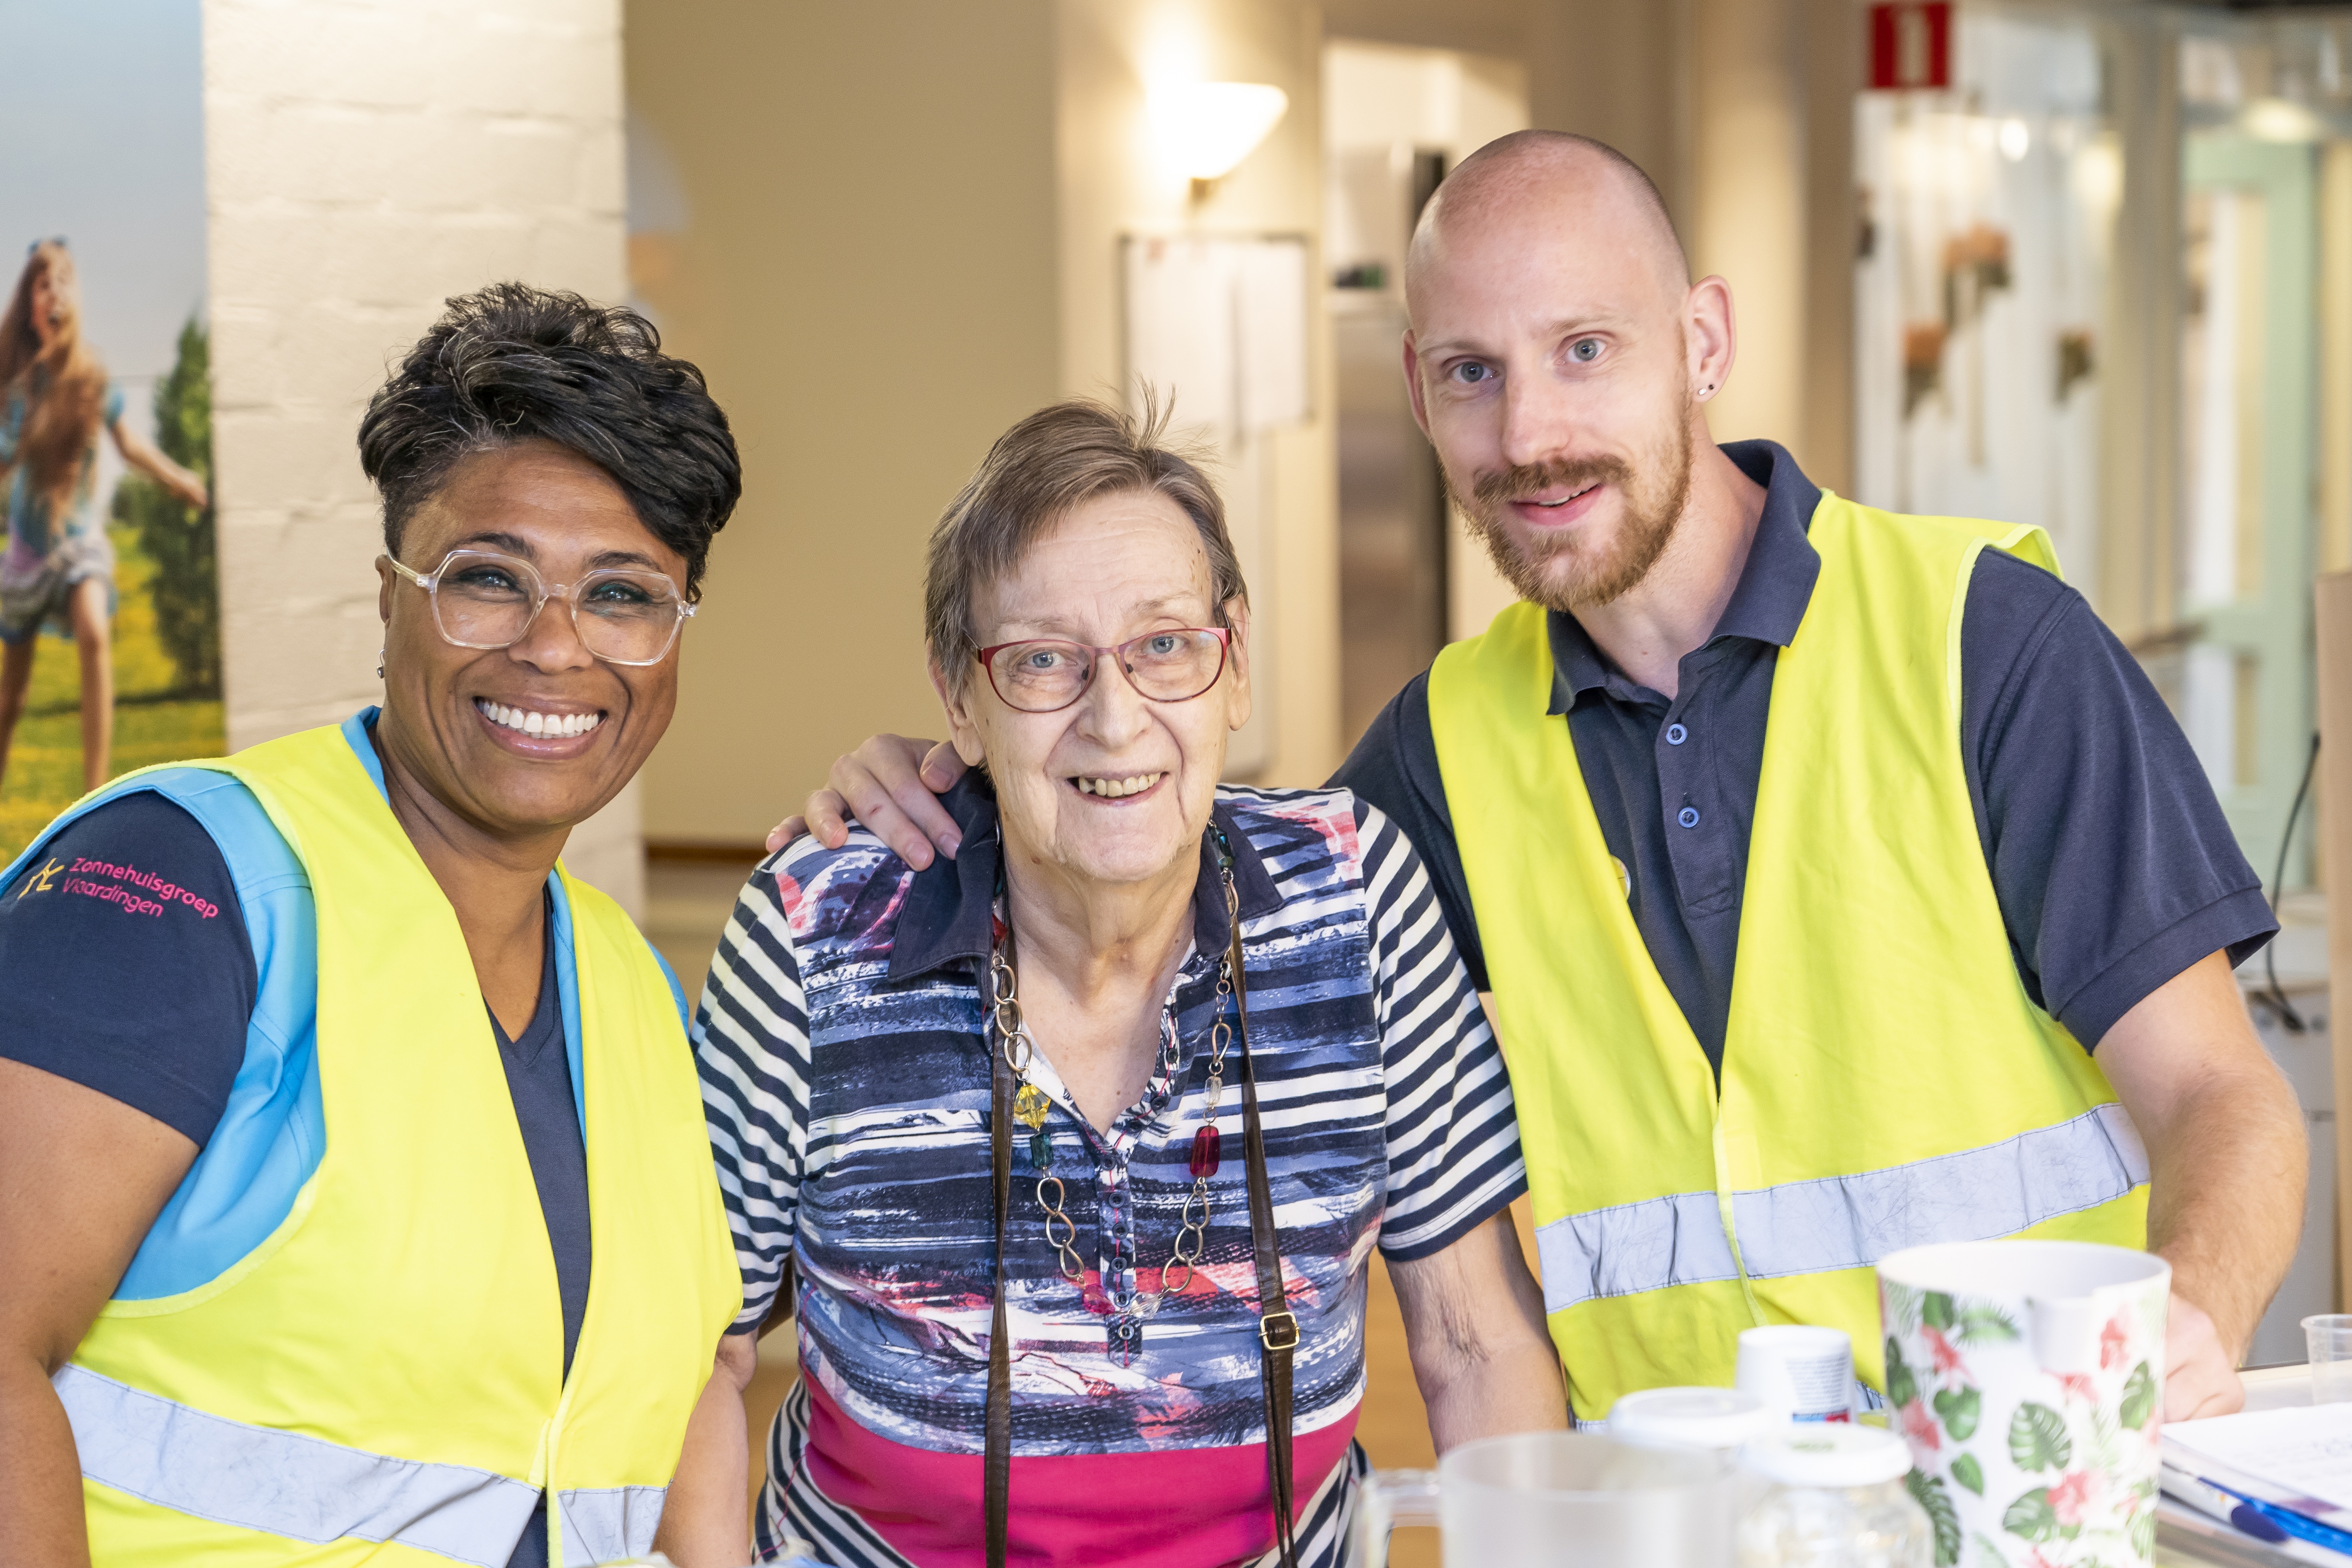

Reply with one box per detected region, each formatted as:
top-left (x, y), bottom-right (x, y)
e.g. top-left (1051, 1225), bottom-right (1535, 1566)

top-left (1886, 1337), bottom-right (1919, 1410)
top-left (1907, 1469), bottom-right (1963, 1567)
top-left (1933, 1386), bottom-right (1981, 1441)
top-left (2003, 1487), bottom-right (2059, 1543)
top-left (2008, 1402), bottom-right (2073, 1473)
top-left (2119, 1361), bottom-right (2158, 1431)
top-left (1955, 1304), bottom-right (2021, 1346)
top-left (1950, 1453), bottom-right (1984, 1496)
top-left (1923, 1292), bottom-right (1956, 1331)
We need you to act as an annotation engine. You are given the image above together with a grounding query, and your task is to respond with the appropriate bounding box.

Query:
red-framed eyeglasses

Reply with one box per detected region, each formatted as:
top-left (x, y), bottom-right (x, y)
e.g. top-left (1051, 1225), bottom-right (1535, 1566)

top-left (974, 627), bottom-right (1233, 714)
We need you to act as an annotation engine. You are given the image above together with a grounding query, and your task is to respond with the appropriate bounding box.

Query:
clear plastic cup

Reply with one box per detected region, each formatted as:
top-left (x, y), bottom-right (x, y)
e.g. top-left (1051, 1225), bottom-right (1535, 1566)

top-left (2304, 1314), bottom-right (2352, 1403)
top-left (1352, 1430), bottom-right (1735, 1566)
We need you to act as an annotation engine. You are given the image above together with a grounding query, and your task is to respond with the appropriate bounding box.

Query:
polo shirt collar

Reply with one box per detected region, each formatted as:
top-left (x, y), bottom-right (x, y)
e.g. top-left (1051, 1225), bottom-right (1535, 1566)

top-left (1545, 438), bottom-right (1824, 715)
top-left (885, 776), bottom-right (1284, 981)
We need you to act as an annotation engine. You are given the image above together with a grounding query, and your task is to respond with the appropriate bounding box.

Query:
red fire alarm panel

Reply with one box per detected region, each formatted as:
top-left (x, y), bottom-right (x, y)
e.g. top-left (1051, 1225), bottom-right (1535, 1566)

top-left (1869, 2), bottom-right (1952, 91)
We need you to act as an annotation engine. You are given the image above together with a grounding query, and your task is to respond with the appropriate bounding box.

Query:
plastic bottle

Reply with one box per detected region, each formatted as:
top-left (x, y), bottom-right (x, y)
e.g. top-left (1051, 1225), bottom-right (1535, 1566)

top-left (1735, 1425), bottom-right (1932, 1568)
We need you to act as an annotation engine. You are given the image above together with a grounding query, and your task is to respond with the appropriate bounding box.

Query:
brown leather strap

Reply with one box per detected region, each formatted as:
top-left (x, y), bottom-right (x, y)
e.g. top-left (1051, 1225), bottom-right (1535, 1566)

top-left (1228, 885), bottom-right (1299, 1568)
top-left (986, 978), bottom-right (1014, 1568)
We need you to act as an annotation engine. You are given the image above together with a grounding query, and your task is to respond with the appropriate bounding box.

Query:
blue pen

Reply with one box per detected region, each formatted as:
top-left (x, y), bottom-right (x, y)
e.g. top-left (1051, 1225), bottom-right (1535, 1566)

top-left (2162, 1463), bottom-right (2291, 1545)
top-left (2206, 1479), bottom-right (2352, 1555)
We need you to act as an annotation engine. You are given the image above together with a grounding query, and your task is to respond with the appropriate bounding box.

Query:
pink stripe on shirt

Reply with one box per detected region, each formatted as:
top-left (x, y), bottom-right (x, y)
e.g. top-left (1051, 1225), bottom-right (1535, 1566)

top-left (802, 1377), bottom-right (1359, 1568)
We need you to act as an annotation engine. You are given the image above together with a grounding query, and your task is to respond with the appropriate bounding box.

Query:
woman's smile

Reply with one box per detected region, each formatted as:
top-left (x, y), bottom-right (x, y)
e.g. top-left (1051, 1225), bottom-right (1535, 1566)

top-left (1068, 770), bottom-right (1165, 800)
top-left (471, 695), bottom-right (609, 757)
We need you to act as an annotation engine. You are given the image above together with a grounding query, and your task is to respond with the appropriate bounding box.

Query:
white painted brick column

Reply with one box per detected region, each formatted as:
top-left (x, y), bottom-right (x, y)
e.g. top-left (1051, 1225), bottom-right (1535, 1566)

top-left (202, 0), bottom-right (644, 916)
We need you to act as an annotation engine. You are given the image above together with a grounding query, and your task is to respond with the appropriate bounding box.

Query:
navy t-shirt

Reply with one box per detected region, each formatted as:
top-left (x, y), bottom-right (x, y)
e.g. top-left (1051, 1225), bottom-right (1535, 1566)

top-left (0, 792), bottom-right (591, 1568)
top-left (1332, 440), bottom-right (2277, 1073)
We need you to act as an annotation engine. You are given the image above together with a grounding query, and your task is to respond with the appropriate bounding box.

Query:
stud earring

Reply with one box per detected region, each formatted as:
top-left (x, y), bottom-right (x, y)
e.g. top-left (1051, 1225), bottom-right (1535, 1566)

top-left (376, 647), bottom-right (385, 680)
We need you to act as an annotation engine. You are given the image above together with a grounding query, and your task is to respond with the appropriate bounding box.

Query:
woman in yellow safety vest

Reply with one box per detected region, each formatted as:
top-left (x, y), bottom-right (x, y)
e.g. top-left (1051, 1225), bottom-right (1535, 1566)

top-left (0, 284), bottom-right (747, 1568)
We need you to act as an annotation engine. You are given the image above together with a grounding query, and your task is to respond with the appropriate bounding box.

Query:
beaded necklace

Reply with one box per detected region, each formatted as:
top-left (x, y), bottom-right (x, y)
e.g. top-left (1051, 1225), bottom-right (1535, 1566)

top-left (986, 867), bottom-right (1238, 1361)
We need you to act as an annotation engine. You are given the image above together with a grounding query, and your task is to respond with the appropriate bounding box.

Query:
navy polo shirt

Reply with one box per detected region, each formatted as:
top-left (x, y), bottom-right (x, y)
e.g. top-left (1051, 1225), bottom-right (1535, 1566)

top-left (1334, 440), bottom-right (2277, 1075)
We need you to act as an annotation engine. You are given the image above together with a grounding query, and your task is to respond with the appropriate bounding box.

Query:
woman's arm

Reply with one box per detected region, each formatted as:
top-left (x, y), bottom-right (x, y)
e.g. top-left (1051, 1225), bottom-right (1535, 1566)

top-left (1387, 1208), bottom-right (1567, 1451)
top-left (107, 416), bottom-right (207, 512)
top-left (650, 1332), bottom-right (758, 1567)
top-left (0, 1061), bottom-right (198, 1568)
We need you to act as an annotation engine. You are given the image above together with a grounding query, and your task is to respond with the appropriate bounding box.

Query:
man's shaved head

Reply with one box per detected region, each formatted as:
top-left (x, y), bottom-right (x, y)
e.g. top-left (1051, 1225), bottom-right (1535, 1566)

top-left (1400, 129), bottom-right (1726, 612)
top-left (1407, 130), bottom-right (1688, 319)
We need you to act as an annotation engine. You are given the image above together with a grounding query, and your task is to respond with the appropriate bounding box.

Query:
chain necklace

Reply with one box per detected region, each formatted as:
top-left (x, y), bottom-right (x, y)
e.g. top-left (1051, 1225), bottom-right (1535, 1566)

top-left (987, 870), bottom-right (1238, 1362)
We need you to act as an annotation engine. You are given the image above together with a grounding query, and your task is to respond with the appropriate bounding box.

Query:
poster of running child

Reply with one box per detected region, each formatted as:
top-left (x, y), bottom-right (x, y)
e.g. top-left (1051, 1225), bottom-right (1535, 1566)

top-left (0, 0), bottom-right (220, 861)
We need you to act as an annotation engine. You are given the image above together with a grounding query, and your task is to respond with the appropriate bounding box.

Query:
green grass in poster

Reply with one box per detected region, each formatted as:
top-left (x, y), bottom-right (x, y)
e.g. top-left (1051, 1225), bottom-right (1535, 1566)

top-left (0, 514), bottom-right (225, 862)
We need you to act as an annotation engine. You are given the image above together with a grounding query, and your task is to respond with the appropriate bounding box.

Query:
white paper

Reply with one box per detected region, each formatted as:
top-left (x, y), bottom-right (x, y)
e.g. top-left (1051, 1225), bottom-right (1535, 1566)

top-left (1122, 235), bottom-right (1309, 438)
top-left (2167, 1404), bottom-right (2352, 1522)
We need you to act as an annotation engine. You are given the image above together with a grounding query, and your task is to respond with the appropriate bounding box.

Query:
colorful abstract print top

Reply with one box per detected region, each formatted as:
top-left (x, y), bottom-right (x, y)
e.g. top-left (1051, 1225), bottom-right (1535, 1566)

top-left (694, 784), bottom-right (1525, 1568)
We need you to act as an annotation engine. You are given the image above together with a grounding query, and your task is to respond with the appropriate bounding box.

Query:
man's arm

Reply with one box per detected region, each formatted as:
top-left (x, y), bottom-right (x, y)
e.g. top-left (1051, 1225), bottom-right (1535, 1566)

top-left (649, 1332), bottom-right (757, 1567)
top-left (2097, 950), bottom-right (2306, 1421)
top-left (0, 1062), bottom-right (199, 1568)
top-left (1387, 1208), bottom-right (1567, 1450)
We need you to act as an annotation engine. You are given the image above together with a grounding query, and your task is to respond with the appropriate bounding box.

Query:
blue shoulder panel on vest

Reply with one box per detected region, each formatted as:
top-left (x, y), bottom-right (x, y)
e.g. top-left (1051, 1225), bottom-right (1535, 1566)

top-left (0, 766), bottom-right (327, 1302)
top-left (341, 707), bottom-right (388, 794)
top-left (549, 875), bottom-right (587, 1139)
top-left (651, 947), bottom-right (689, 1032)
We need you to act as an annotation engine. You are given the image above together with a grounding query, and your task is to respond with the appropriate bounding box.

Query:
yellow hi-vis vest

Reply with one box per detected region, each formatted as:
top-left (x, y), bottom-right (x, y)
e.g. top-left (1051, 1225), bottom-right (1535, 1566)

top-left (58, 722), bottom-right (741, 1566)
top-left (1429, 495), bottom-right (2149, 1421)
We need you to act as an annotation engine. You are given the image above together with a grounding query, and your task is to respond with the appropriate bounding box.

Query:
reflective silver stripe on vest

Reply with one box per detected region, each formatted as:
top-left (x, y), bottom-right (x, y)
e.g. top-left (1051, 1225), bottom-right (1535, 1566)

top-left (1534, 1104), bottom-right (2149, 1315)
top-left (1534, 1189), bottom-right (1741, 1315)
top-left (556, 1485), bottom-right (667, 1566)
top-left (56, 1364), bottom-right (541, 1567)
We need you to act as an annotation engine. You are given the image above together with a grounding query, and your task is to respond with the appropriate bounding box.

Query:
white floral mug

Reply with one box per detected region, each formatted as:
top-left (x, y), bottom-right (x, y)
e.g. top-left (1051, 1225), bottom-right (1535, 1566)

top-left (1878, 1240), bottom-right (2169, 1568)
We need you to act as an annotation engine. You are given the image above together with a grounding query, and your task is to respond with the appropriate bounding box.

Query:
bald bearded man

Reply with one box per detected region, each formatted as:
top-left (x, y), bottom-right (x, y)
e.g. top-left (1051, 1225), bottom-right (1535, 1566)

top-left (777, 131), bottom-right (2304, 1426)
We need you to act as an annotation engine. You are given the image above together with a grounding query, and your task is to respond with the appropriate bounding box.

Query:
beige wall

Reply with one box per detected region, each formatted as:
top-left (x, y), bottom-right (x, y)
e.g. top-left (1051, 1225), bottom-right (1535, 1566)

top-left (631, 0), bottom-right (1344, 826)
top-left (203, 0), bottom-right (645, 909)
top-left (625, 0), bottom-right (1061, 843)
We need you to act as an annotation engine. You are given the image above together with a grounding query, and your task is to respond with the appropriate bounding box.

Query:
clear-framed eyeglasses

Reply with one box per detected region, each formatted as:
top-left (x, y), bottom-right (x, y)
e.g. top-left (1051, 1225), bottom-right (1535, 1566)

top-left (974, 627), bottom-right (1232, 713)
top-left (381, 549), bottom-right (695, 667)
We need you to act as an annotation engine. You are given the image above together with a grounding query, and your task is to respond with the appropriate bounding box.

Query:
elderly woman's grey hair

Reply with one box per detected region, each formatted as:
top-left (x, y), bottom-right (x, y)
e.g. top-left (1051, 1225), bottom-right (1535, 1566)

top-left (924, 396), bottom-right (1248, 692)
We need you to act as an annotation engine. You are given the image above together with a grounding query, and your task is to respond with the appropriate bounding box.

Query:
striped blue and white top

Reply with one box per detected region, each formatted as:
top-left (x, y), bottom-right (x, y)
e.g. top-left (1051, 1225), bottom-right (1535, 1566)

top-left (693, 782), bottom-right (1524, 1568)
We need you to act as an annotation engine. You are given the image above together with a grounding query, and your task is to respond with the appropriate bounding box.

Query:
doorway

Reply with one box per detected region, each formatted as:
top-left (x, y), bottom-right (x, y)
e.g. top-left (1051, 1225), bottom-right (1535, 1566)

top-left (1323, 40), bottom-right (1528, 747)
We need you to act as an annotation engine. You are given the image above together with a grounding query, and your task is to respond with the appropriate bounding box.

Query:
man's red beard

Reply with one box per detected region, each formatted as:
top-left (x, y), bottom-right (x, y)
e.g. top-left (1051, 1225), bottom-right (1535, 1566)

top-left (1451, 414), bottom-right (1695, 612)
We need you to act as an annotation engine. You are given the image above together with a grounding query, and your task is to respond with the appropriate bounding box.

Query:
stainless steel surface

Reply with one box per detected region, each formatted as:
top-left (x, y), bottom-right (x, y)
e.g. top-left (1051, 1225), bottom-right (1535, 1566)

top-left (1334, 291), bottom-right (1446, 749)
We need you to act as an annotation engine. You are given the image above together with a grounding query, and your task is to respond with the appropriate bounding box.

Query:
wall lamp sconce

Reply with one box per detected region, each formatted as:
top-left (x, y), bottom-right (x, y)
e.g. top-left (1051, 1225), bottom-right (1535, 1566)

top-left (2243, 96), bottom-right (2322, 143)
top-left (1151, 81), bottom-right (1289, 203)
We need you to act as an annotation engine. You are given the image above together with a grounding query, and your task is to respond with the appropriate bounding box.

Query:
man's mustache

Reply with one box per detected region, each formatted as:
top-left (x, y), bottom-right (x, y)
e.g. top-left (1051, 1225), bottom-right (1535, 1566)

top-left (1470, 455), bottom-right (1632, 509)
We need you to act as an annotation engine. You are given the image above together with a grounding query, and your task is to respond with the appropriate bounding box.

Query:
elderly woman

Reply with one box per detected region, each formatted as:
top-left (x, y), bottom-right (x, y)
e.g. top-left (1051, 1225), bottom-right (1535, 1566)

top-left (690, 401), bottom-right (1564, 1568)
top-left (0, 284), bottom-right (745, 1568)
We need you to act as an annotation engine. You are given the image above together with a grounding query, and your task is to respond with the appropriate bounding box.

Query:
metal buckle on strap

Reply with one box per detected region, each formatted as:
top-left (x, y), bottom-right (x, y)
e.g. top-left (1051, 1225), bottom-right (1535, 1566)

top-left (1259, 1310), bottom-right (1300, 1352)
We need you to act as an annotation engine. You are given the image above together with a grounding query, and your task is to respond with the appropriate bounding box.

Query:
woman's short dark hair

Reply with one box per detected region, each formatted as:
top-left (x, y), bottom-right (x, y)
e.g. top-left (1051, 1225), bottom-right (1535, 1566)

top-left (926, 398), bottom-right (1246, 691)
top-left (358, 282), bottom-right (740, 598)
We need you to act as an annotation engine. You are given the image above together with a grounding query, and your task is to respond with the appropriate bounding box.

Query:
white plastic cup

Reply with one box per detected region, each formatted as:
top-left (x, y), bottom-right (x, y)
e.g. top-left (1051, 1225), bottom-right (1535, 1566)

top-left (2305, 1314), bottom-right (2352, 1403)
top-left (1736, 1325), bottom-right (1854, 1424)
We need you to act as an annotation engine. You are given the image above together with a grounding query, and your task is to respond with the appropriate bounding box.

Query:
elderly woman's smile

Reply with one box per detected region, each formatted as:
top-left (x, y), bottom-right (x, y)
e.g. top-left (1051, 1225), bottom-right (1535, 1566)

top-left (941, 485), bottom-right (1249, 893)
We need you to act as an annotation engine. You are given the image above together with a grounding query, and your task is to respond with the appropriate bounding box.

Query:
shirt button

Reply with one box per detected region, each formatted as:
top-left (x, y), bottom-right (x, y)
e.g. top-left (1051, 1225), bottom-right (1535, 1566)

top-left (1665, 723), bottom-right (1688, 746)
top-left (1677, 805), bottom-right (1701, 829)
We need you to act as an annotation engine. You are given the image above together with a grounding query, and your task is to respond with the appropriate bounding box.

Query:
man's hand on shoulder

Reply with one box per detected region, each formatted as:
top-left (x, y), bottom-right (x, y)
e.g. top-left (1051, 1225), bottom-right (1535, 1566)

top-left (765, 735), bottom-right (967, 866)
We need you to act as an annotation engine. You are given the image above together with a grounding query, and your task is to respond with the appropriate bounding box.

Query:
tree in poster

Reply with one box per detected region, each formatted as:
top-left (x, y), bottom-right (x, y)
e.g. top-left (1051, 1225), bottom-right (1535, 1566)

top-left (111, 317), bottom-right (216, 697)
